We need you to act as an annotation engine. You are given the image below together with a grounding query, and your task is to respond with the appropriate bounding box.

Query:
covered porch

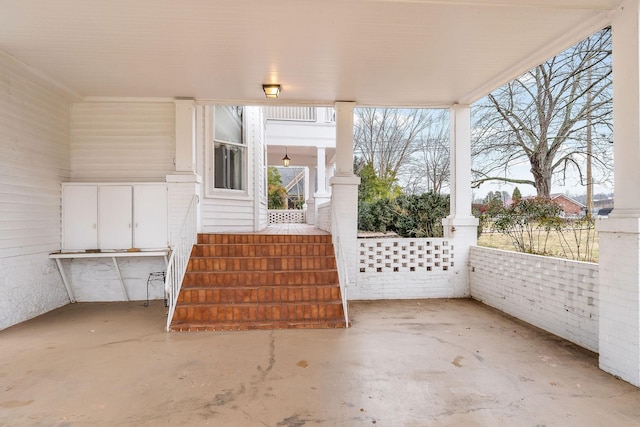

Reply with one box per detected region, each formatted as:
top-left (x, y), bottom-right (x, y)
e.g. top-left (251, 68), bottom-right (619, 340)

top-left (2, 299), bottom-right (639, 426)
top-left (4, 0), bottom-right (640, 395)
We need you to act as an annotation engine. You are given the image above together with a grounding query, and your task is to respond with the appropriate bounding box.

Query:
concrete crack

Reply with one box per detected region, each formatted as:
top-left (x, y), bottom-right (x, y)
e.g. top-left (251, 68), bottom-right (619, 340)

top-left (256, 331), bottom-right (276, 383)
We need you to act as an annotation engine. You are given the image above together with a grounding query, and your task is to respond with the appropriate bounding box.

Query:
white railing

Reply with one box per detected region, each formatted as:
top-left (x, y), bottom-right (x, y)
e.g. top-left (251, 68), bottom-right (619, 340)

top-left (165, 195), bottom-right (198, 332)
top-left (264, 106), bottom-right (317, 122)
top-left (331, 209), bottom-right (349, 327)
top-left (268, 209), bottom-right (305, 224)
top-left (322, 107), bottom-right (336, 123)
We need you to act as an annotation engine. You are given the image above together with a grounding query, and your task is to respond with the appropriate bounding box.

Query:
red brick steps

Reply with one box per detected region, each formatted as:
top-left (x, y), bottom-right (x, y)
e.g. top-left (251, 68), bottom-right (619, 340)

top-left (169, 233), bottom-right (346, 331)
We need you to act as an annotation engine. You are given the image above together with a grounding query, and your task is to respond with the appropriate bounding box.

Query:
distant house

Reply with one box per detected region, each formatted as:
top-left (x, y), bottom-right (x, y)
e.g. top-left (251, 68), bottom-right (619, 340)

top-left (550, 194), bottom-right (585, 217)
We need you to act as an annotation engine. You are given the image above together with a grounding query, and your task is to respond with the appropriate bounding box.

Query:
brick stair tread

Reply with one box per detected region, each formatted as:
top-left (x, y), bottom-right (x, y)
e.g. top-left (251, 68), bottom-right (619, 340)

top-left (182, 271), bottom-right (339, 287)
top-left (170, 320), bottom-right (347, 332)
top-left (197, 235), bottom-right (331, 244)
top-left (171, 302), bottom-right (345, 324)
top-left (187, 259), bottom-right (337, 272)
top-left (178, 285), bottom-right (341, 304)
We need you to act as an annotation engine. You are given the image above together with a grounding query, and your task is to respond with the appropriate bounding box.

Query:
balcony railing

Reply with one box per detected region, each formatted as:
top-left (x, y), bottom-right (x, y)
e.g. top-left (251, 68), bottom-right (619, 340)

top-left (264, 106), bottom-right (317, 122)
top-left (264, 106), bottom-right (336, 123)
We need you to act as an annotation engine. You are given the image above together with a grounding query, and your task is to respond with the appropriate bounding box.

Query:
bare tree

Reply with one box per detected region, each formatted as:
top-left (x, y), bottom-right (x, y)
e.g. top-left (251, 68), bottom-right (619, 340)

top-left (354, 108), bottom-right (433, 184)
top-left (472, 27), bottom-right (612, 198)
top-left (405, 110), bottom-right (450, 194)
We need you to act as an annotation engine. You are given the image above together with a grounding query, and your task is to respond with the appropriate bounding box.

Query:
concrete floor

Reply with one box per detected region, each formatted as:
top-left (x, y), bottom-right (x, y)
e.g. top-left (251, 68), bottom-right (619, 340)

top-left (1, 300), bottom-right (639, 427)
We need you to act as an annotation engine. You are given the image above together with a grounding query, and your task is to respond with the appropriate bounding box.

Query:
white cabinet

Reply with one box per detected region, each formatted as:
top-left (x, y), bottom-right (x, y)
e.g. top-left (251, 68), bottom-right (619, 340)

top-left (62, 186), bottom-right (98, 251)
top-left (62, 183), bottom-right (168, 251)
top-left (133, 185), bottom-right (168, 249)
top-left (98, 186), bottom-right (133, 250)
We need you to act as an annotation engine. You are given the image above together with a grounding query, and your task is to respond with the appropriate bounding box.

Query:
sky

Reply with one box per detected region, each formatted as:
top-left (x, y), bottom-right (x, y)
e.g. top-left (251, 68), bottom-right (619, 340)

top-left (472, 160), bottom-right (613, 202)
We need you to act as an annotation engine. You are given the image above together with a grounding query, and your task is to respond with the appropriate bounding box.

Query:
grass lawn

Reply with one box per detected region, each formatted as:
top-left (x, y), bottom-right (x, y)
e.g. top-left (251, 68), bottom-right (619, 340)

top-left (477, 226), bottom-right (599, 263)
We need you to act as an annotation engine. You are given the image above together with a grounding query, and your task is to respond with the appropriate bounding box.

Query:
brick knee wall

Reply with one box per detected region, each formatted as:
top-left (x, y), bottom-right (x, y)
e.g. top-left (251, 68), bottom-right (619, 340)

top-left (469, 246), bottom-right (598, 352)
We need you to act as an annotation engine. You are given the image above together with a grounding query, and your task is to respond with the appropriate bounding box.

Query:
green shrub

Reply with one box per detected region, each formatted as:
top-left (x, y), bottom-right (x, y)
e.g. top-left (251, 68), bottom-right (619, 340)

top-left (358, 192), bottom-right (449, 238)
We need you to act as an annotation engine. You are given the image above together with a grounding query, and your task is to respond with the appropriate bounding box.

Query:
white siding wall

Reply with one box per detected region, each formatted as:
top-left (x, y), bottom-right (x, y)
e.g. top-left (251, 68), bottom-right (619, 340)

top-left (201, 106), bottom-right (263, 232)
top-left (70, 102), bottom-right (174, 182)
top-left (0, 52), bottom-right (73, 330)
top-left (469, 246), bottom-right (599, 352)
top-left (64, 101), bottom-right (176, 302)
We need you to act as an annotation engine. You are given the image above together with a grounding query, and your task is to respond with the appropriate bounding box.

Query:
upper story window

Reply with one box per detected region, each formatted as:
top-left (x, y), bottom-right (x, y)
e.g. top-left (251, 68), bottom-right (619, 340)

top-left (213, 106), bottom-right (245, 191)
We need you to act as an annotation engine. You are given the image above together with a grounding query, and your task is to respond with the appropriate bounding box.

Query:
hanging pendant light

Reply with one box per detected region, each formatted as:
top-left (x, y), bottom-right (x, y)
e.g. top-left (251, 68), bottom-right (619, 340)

top-left (282, 147), bottom-right (291, 167)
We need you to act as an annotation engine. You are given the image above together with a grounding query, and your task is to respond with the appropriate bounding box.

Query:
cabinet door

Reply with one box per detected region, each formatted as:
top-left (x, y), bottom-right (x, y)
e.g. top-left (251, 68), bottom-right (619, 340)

top-left (62, 185), bottom-right (98, 251)
top-left (98, 186), bottom-right (132, 249)
top-left (133, 184), bottom-right (168, 249)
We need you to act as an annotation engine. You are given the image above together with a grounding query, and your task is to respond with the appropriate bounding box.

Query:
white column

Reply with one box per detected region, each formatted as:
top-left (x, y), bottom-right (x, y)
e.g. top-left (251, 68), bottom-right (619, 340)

top-left (335, 102), bottom-right (356, 177)
top-left (316, 147), bottom-right (328, 194)
top-left (597, 0), bottom-right (640, 387)
top-left (174, 99), bottom-right (197, 175)
top-left (442, 104), bottom-right (478, 297)
top-left (304, 166), bottom-right (310, 202)
top-left (167, 99), bottom-right (201, 240)
top-left (330, 102), bottom-right (360, 286)
top-left (304, 166), bottom-right (315, 224)
top-left (314, 147), bottom-right (331, 223)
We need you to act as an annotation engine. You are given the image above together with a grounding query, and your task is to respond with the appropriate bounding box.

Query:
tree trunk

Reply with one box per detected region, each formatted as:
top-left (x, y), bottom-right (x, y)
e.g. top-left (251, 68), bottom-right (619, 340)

top-left (531, 158), bottom-right (552, 198)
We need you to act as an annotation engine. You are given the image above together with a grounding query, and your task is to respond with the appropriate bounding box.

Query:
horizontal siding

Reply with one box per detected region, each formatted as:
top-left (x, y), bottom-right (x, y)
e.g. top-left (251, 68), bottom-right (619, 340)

top-left (70, 102), bottom-right (175, 182)
top-left (0, 53), bottom-right (72, 258)
top-left (201, 197), bottom-right (255, 232)
top-left (0, 51), bottom-right (72, 329)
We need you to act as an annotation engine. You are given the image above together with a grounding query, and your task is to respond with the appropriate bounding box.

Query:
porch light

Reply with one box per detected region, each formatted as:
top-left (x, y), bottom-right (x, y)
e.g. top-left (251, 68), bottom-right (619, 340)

top-left (262, 84), bottom-right (281, 98)
top-left (282, 147), bottom-right (291, 167)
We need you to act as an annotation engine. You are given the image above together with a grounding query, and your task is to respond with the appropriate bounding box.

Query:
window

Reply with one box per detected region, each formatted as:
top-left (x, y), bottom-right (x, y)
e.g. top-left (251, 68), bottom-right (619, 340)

top-left (213, 106), bottom-right (245, 190)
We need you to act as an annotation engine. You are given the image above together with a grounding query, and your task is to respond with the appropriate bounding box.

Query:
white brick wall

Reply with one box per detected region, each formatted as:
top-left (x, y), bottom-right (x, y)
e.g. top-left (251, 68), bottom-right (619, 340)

top-left (469, 246), bottom-right (599, 352)
top-left (316, 202), bottom-right (331, 232)
top-left (63, 257), bottom-right (167, 302)
top-left (0, 51), bottom-right (73, 330)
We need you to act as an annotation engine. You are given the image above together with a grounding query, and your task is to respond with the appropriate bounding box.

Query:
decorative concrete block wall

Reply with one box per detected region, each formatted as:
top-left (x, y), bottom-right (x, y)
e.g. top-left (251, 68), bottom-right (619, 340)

top-left (268, 210), bottom-right (305, 224)
top-left (469, 246), bottom-right (599, 352)
top-left (350, 237), bottom-right (457, 300)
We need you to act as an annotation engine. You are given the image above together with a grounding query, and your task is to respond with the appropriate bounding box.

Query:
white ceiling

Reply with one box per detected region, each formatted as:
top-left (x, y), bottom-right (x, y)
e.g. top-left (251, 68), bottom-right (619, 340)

top-left (0, 0), bottom-right (620, 106)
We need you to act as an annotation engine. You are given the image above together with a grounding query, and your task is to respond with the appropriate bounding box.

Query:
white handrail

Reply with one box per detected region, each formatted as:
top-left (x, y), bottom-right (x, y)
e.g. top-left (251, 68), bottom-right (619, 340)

top-left (330, 206), bottom-right (349, 327)
top-left (165, 195), bottom-right (198, 331)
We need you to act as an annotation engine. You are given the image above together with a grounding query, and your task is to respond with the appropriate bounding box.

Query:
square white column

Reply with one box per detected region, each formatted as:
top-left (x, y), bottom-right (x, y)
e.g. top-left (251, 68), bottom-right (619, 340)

top-left (442, 104), bottom-right (478, 297)
top-left (597, 0), bottom-right (640, 387)
top-left (331, 101), bottom-right (360, 286)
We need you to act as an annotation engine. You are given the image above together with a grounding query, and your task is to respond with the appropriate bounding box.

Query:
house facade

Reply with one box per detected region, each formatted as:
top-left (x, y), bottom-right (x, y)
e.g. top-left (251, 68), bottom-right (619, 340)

top-left (4, 0), bottom-right (640, 388)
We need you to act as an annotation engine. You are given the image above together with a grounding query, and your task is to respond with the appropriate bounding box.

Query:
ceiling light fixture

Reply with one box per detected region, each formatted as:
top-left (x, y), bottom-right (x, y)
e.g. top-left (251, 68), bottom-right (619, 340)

top-left (282, 147), bottom-right (291, 167)
top-left (262, 84), bottom-right (281, 99)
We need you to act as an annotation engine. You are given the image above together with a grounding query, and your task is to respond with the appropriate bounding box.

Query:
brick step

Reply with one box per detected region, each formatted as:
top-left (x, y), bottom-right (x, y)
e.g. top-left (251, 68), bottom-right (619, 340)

top-left (197, 234), bottom-right (332, 245)
top-left (171, 301), bottom-right (345, 324)
top-left (186, 256), bottom-right (337, 272)
top-left (170, 319), bottom-right (347, 332)
top-left (182, 270), bottom-right (339, 287)
top-left (178, 285), bottom-right (342, 304)
top-left (190, 243), bottom-right (334, 258)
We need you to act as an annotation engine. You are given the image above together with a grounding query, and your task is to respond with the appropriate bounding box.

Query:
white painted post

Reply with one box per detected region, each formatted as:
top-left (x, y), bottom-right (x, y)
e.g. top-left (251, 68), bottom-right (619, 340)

top-left (174, 99), bottom-right (197, 175)
top-left (442, 104), bottom-right (478, 297)
top-left (314, 147), bottom-right (331, 223)
top-left (597, 0), bottom-right (640, 387)
top-left (317, 147), bottom-right (327, 193)
top-left (167, 99), bottom-right (201, 244)
top-left (330, 102), bottom-right (360, 286)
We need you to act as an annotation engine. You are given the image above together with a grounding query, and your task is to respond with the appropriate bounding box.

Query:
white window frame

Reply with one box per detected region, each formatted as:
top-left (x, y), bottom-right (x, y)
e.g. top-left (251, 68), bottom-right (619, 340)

top-left (204, 105), bottom-right (249, 199)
